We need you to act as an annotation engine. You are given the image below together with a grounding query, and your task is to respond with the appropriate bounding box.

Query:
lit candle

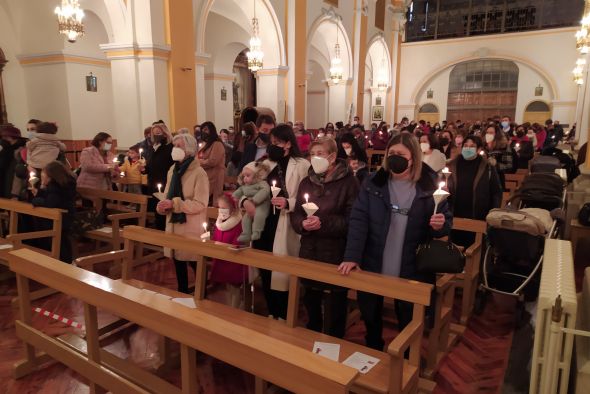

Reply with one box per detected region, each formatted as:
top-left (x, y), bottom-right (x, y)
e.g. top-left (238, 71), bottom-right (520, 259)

top-left (120, 171), bottom-right (124, 177)
top-left (442, 167), bottom-right (450, 174)
top-left (29, 171), bottom-right (36, 178)
top-left (304, 193), bottom-right (309, 204)
top-left (438, 181), bottom-right (445, 191)
top-left (202, 222), bottom-right (208, 232)
top-left (113, 157), bottom-right (119, 164)
top-left (157, 183), bottom-right (162, 193)
top-left (479, 150), bottom-right (485, 156)
top-left (272, 180), bottom-right (276, 188)
top-left (29, 171), bottom-right (38, 187)
top-left (139, 148), bottom-right (143, 159)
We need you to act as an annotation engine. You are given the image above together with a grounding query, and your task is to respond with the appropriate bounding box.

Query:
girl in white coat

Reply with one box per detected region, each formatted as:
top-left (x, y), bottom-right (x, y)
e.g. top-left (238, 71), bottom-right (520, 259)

top-left (242, 124), bottom-right (310, 319)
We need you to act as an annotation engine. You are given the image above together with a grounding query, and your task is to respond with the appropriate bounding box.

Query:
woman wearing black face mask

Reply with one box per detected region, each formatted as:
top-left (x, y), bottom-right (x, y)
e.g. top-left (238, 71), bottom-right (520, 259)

top-left (338, 133), bottom-right (453, 351)
top-left (241, 124), bottom-right (310, 320)
top-left (510, 125), bottom-right (534, 169)
top-left (198, 121), bottom-right (226, 206)
top-left (145, 123), bottom-right (174, 230)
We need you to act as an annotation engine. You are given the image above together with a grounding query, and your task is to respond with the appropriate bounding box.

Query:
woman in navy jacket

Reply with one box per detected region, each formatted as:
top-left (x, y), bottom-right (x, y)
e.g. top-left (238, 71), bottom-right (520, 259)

top-left (338, 132), bottom-right (453, 350)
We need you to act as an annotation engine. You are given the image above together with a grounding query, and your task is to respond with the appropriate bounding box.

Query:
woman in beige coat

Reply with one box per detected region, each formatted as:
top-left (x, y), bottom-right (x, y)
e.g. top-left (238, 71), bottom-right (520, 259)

top-left (198, 121), bottom-right (226, 206)
top-left (157, 133), bottom-right (209, 293)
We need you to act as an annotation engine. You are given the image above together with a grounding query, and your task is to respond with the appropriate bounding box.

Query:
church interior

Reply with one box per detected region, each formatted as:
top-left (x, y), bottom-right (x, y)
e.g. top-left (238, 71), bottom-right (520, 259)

top-left (1, 0), bottom-right (590, 393)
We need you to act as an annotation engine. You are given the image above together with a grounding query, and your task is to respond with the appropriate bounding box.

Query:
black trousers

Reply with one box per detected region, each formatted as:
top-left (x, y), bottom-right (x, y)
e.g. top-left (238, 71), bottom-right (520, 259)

top-left (173, 259), bottom-right (196, 294)
top-left (357, 292), bottom-right (416, 351)
top-left (303, 285), bottom-right (348, 338)
top-left (260, 268), bottom-right (288, 319)
top-left (148, 198), bottom-right (166, 231)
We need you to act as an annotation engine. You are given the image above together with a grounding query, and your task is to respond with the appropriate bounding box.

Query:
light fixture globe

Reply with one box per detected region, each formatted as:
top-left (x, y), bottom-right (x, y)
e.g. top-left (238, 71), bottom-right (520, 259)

top-left (54, 0), bottom-right (85, 43)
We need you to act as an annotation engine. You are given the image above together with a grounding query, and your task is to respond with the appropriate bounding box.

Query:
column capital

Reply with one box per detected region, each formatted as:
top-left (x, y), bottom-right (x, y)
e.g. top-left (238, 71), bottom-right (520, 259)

top-left (100, 43), bottom-right (171, 60)
top-left (195, 52), bottom-right (211, 65)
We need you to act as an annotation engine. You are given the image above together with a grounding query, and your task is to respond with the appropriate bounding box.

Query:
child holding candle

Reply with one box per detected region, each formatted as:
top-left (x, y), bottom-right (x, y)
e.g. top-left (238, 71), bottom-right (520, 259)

top-left (118, 144), bottom-right (146, 194)
top-left (232, 161), bottom-right (271, 243)
top-left (209, 193), bottom-right (248, 308)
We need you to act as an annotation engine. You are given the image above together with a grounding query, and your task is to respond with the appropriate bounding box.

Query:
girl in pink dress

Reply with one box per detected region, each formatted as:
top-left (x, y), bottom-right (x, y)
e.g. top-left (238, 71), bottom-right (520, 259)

top-left (209, 193), bottom-right (247, 308)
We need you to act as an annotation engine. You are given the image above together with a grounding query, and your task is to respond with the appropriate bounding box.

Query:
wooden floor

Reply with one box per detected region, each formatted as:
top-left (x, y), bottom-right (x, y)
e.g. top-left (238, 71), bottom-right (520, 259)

top-left (1, 243), bottom-right (588, 394)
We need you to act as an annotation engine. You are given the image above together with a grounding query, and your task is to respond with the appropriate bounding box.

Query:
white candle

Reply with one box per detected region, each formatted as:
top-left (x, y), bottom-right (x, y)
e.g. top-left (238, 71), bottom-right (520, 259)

top-left (438, 181), bottom-right (445, 191)
top-left (113, 157), bottom-right (119, 164)
top-left (139, 148), bottom-right (143, 159)
top-left (120, 171), bottom-right (124, 177)
top-left (272, 180), bottom-right (276, 188)
top-left (304, 193), bottom-right (309, 204)
top-left (442, 167), bottom-right (450, 174)
top-left (157, 183), bottom-right (162, 193)
top-left (29, 171), bottom-right (36, 178)
top-left (202, 222), bottom-right (208, 232)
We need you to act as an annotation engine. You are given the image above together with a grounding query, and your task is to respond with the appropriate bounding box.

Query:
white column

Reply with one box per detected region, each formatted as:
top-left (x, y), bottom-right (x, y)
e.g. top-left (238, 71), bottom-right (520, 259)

top-left (195, 53), bottom-right (210, 123)
top-left (387, 4), bottom-right (407, 124)
top-left (350, 2), bottom-right (367, 119)
top-left (256, 67), bottom-right (288, 122)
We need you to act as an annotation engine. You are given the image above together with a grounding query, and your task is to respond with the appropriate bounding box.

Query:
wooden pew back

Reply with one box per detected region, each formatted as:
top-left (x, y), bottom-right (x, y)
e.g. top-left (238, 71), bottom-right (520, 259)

top-left (0, 198), bottom-right (64, 260)
top-left (120, 226), bottom-right (432, 393)
top-left (9, 248), bottom-right (358, 394)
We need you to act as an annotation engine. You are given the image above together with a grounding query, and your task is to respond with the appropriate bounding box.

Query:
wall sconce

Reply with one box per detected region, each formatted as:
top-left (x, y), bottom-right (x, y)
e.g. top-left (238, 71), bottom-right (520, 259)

top-left (221, 86), bottom-right (227, 101)
top-left (86, 72), bottom-right (97, 92)
top-left (426, 88), bottom-right (433, 99)
top-left (535, 84), bottom-right (543, 96)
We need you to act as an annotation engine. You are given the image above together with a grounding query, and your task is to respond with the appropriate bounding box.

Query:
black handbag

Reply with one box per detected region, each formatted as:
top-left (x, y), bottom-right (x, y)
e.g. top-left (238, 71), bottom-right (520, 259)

top-left (416, 239), bottom-right (465, 274)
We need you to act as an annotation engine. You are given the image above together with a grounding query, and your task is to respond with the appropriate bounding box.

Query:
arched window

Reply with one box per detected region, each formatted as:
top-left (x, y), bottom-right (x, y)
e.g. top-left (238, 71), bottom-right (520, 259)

top-left (525, 101), bottom-right (550, 112)
top-left (419, 103), bottom-right (439, 113)
top-left (447, 59), bottom-right (519, 123)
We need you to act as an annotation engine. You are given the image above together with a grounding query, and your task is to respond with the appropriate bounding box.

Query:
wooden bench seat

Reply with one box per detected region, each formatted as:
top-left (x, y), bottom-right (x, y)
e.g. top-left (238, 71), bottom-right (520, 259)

top-left (111, 225), bottom-right (433, 393)
top-left (9, 248), bottom-right (359, 394)
top-left (122, 278), bottom-right (415, 394)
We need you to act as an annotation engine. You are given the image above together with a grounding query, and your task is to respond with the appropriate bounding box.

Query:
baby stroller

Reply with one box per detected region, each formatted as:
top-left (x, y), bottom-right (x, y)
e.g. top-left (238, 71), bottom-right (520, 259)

top-left (476, 173), bottom-right (565, 324)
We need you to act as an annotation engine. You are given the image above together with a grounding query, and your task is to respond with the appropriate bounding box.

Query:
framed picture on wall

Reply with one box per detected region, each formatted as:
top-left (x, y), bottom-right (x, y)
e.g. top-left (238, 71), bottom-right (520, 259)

top-left (372, 106), bottom-right (384, 121)
top-left (375, 96), bottom-right (382, 106)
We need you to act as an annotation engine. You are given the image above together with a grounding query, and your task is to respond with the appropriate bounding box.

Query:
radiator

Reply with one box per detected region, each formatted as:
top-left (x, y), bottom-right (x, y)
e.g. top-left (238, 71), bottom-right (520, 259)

top-left (530, 239), bottom-right (577, 394)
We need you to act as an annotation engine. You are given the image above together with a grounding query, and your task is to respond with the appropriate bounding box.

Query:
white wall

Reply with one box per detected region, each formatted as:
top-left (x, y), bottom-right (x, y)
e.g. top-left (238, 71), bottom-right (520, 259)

top-left (398, 27), bottom-right (579, 124)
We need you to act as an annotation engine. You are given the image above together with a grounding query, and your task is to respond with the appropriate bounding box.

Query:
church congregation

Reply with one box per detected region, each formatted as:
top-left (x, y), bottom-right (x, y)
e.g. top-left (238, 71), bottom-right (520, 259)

top-left (1, 1), bottom-right (590, 393)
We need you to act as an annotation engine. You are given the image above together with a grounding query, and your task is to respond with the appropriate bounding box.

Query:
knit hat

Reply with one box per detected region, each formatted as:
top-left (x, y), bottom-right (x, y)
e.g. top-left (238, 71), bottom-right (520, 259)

top-left (0, 124), bottom-right (21, 139)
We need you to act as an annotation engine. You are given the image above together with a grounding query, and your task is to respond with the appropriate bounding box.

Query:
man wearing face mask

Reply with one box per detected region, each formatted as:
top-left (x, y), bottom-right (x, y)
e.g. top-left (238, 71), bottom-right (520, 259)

top-left (338, 133), bottom-right (452, 350)
top-left (239, 114), bottom-right (276, 171)
top-left (500, 115), bottom-right (513, 136)
top-left (291, 138), bottom-right (359, 338)
top-left (446, 135), bottom-right (502, 247)
top-left (145, 123), bottom-right (174, 230)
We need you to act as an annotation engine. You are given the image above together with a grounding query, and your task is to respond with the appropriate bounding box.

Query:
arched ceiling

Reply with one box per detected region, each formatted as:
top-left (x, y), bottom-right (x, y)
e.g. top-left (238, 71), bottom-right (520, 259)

top-left (366, 37), bottom-right (391, 88)
top-left (307, 18), bottom-right (352, 82)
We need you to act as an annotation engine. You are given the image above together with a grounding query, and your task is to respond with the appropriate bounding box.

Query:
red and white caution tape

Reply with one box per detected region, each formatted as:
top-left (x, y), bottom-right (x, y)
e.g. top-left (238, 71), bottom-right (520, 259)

top-left (32, 307), bottom-right (85, 331)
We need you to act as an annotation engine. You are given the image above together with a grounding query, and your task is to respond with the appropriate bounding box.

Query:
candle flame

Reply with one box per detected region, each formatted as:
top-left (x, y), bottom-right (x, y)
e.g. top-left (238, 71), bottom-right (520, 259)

top-left (29, 171), bottom-right (36, 178)
top-left (439, 181), bottom-right (446, 189)
top-left (202, 222), bottom-right (208, 230)
top-left (442, 167), bottom-right (449, 173)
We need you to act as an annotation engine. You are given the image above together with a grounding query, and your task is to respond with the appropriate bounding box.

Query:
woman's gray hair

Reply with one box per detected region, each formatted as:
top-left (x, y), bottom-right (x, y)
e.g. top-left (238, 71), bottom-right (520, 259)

top-left (177, 127), bottom-right (190, 134)
top-left (173, 133), bottom-right (198, 156)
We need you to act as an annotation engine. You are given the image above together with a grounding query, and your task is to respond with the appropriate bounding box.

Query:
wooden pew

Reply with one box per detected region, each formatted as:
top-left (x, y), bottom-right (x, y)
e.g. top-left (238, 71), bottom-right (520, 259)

top-left (366, 149), bottom-right (386, 172)
top-left (114, 225), bottom-right (434, 394)
top-left (0, 198), bottom-right (64, 300)
top-left (504, 173), bottom-right (526, 194)
top-left (451, 218), bottom-right (487, 325)
top-left (9, 248), bottom-right (358, 394)
top-left (74, 187), bottom-right (161, 269)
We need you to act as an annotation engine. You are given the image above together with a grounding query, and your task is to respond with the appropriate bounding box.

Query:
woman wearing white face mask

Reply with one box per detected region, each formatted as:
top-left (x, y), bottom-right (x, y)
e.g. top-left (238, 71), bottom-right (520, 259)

top-left (291, 137), bottom-right (360, 338)
top-left (156, 134), bottom-right (209, 294)
top-left (419, 133), bottom-right (446, 172)
top-left (76, 132), bottom-right (119, 190)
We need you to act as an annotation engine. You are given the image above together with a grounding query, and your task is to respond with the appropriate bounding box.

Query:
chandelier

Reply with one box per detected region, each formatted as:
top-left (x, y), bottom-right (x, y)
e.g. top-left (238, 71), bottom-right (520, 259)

top-left (377, 48), bottom-right (388, 91)
top-left (573, 58), bottom-right (586, 85)
top-left (246, 1), bottom-right (263, 72)
top-left (577, 11), bottom-right (590, 54)
top-left (54, 0), bottom-right (85, 43)
top-left (329, 24), bottom-right (343, 84)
